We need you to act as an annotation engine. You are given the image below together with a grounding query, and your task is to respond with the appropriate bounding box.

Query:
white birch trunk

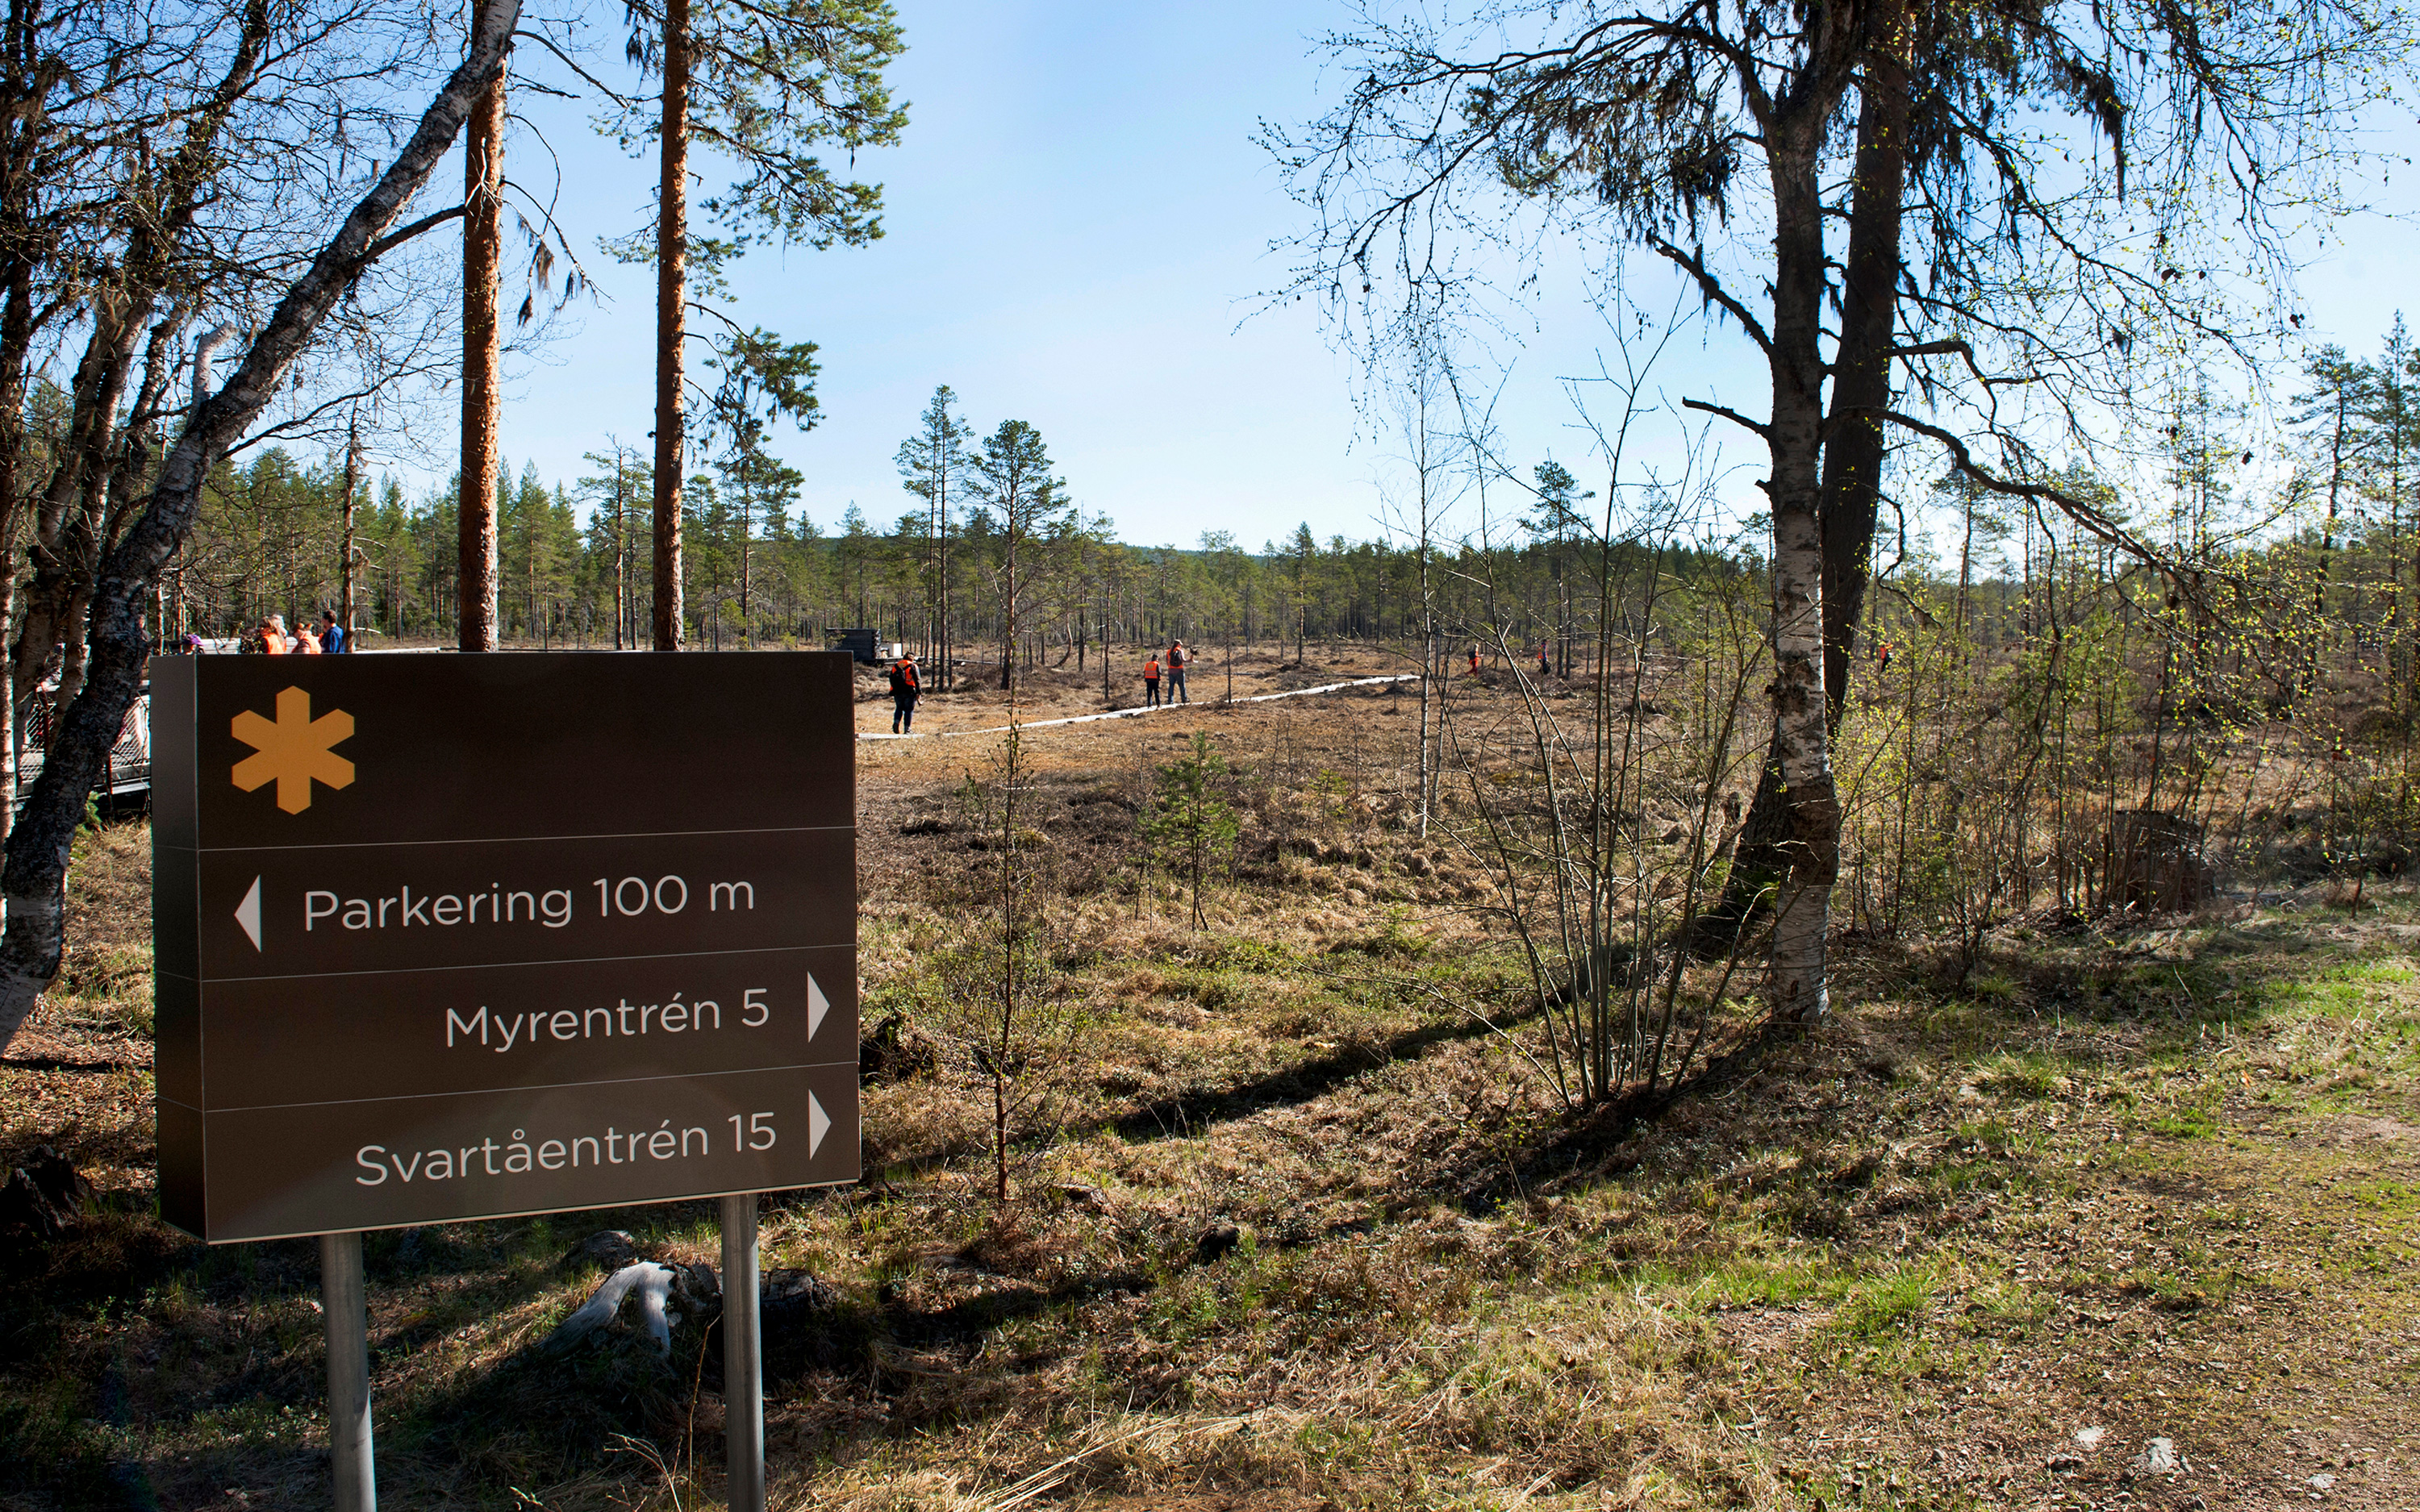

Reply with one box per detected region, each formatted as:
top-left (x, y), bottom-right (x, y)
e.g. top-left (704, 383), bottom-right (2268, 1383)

top-left (1761, 123), bottom-right (1839, 1022)
top-left (0, 0), bottom-right (526, 1056)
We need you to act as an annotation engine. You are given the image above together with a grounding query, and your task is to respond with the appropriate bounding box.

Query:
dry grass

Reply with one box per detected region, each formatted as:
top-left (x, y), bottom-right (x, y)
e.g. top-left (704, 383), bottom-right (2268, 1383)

top-left (2, 662), bottom-right (2418, 1510)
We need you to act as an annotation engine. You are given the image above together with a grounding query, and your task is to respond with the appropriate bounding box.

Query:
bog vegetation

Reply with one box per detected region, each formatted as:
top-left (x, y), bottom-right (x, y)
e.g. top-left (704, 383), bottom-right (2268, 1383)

top-left (169, 328), bottom-right (2420, 961)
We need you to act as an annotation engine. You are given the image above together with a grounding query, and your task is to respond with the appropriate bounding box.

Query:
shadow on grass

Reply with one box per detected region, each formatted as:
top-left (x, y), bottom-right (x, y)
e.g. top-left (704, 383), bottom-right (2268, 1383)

top-left (1428, 908), bottom-right (2407, 1215)
top-left (1108, 1010), bottom-right (1507, 1145)
top-left (0, 1054), bottom-right (147, 1073)
top-left (1942, 908), bottom-right (2414, 1064)
top-left (862, 982), bottom-right (1523, 1185)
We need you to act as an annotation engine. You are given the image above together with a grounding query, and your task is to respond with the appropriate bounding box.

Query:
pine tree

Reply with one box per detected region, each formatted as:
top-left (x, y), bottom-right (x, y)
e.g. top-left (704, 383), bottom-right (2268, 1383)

top-left (1145, 733), bottom-right (1239, 929)
top-left (609, 0), bottom-right (905, 650)
top-left (897, 385), bottom-right (970, 685)
top-left (967, 419), bottom-right (1070, 696)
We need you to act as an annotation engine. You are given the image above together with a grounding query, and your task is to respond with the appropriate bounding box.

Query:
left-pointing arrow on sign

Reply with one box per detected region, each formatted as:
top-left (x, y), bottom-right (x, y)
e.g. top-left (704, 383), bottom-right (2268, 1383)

top-left (235, 877), bottom-right (263, 951)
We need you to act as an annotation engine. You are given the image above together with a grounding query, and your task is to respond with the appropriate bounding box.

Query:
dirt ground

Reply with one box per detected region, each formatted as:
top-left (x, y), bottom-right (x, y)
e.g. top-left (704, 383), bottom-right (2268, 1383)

top-left (2, 647), bottom-right (2418, 1510)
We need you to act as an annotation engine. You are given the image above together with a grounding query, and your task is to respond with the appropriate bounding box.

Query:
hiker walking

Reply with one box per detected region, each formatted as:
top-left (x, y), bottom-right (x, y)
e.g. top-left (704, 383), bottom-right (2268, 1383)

top-left (1467, 644), bottom-right (1481, 677)
top-left (1166, 639), bottom-right (1190, 703)
top-left (1142, 652), bottom-right (1162, 707)
top-left (887, 652), bottom-right (921, 734)
top-left (1536, 640), bottom-right (1550, 677)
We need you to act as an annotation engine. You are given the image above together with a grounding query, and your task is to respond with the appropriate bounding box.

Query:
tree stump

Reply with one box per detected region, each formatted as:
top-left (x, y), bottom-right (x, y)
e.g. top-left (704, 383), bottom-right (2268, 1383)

top-left (2109, 810), bottom-right (2211, 914)
top-left (0, 1146), bottom-right (93, 1243)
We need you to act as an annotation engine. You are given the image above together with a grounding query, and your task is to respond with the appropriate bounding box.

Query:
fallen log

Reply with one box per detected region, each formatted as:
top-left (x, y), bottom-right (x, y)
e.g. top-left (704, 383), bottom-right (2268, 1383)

top-left (541, 1261), bottom-right (682, 1357)
top-left (537, 1235), bottom-right (844, 1376)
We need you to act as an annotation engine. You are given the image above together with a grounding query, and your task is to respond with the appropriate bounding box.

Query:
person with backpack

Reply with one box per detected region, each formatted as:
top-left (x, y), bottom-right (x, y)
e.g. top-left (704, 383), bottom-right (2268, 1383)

top-left (1141, 652), bottom-right (1162, 708)
top-left (1166, 639), bottom-right (1190, 703)
top-left (888, 652), bottom-right (921, 734)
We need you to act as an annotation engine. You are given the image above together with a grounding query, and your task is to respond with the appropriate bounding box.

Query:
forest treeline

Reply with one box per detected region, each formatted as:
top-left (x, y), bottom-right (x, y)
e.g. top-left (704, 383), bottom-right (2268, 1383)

top-left (164, 394), bottom-right (1747, 677)
top-left (161, 319), bottom-right (2420, 728)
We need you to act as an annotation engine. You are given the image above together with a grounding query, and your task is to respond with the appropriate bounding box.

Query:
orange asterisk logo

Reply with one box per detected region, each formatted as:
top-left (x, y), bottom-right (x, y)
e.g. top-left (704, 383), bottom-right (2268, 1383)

top-left (231, 687), bottom-right (355, 814)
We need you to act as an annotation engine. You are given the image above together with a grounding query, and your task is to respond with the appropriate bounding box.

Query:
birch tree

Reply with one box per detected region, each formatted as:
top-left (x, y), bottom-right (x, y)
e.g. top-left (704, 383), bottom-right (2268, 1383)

top-left (0, 0), bottom-right (527, 1056)
top-left (1275, 0), bottom-right (2414, 1024)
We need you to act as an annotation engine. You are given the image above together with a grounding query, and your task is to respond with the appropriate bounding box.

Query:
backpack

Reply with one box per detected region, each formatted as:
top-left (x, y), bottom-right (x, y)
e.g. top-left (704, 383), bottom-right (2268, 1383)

top-left (891, 661), bottom-right (918, 695)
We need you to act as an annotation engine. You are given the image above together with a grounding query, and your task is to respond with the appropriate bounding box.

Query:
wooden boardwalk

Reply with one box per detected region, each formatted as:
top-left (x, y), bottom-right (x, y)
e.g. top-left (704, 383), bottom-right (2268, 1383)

top-left (856, 673), bottom-right (1419, 741)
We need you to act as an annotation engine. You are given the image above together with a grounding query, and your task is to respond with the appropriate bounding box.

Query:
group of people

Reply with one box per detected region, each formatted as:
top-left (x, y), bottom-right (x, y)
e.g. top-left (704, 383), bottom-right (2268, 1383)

top-left (882, 639), bottom-right (1199, 735)
top-left (1458, 642), bottom-right (1557, 677)
top-left (234, 610), bottom-right (349, 656)
top-left (1141, 640), bottom-right (1188, 706)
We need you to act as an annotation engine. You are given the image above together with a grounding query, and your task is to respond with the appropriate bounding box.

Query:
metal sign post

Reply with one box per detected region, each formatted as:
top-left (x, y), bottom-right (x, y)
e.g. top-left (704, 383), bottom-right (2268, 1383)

top-left (721, 1193), bottom-right (765, 1512)
top-left (149, 653), bottom-right (862, 1507)
top-left (320, 1232), bottom-right (376, 1512)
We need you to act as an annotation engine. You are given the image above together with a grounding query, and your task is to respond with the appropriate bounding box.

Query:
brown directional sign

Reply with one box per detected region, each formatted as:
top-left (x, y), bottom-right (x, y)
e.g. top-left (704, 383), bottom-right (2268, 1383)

top-left (152, 652), bottom-right (860, 1243)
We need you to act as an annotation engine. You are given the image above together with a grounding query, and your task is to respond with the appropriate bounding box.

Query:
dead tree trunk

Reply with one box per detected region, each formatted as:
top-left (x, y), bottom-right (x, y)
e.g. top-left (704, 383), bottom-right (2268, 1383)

top-left (1816, 0), bottom-right (1908, 728)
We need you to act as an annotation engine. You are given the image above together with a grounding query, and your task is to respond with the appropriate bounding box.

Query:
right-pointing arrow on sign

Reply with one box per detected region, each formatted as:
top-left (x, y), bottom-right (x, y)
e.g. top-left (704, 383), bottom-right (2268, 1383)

top-left (235, 877), bottom-right (263, 952)
top-left (807, 1092), bottom-right (831, 1157)
top-left (807, 973), bottom-right (829, 1039)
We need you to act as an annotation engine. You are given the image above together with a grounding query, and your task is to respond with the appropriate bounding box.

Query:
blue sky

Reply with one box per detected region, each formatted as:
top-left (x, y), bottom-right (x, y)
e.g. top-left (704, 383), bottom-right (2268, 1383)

top-left (470, 0), bottom-right (2420, 553)
top-left (485, 0), bottom-right (1742, 550)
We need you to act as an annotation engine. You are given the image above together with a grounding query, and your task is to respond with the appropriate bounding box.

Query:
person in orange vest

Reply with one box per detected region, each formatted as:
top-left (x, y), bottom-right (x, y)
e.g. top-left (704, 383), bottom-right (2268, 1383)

top-left (1536, 639), bottom-right (1550, 677)
top-left (1467, 644), bottom-right (1481, 676)
top-left (257, 614), bottom-right (290, 655)
top-left (293, 619), bottom-right (322, 653)
top-left (1166, 639), bottom-right (1190, 703)
top-left (1876, 639), bottom-right (1893, 677)
top-left (887, 652), bottom-right (921, 734)
top-left (1142, 652), bottom-right (1162, 707)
